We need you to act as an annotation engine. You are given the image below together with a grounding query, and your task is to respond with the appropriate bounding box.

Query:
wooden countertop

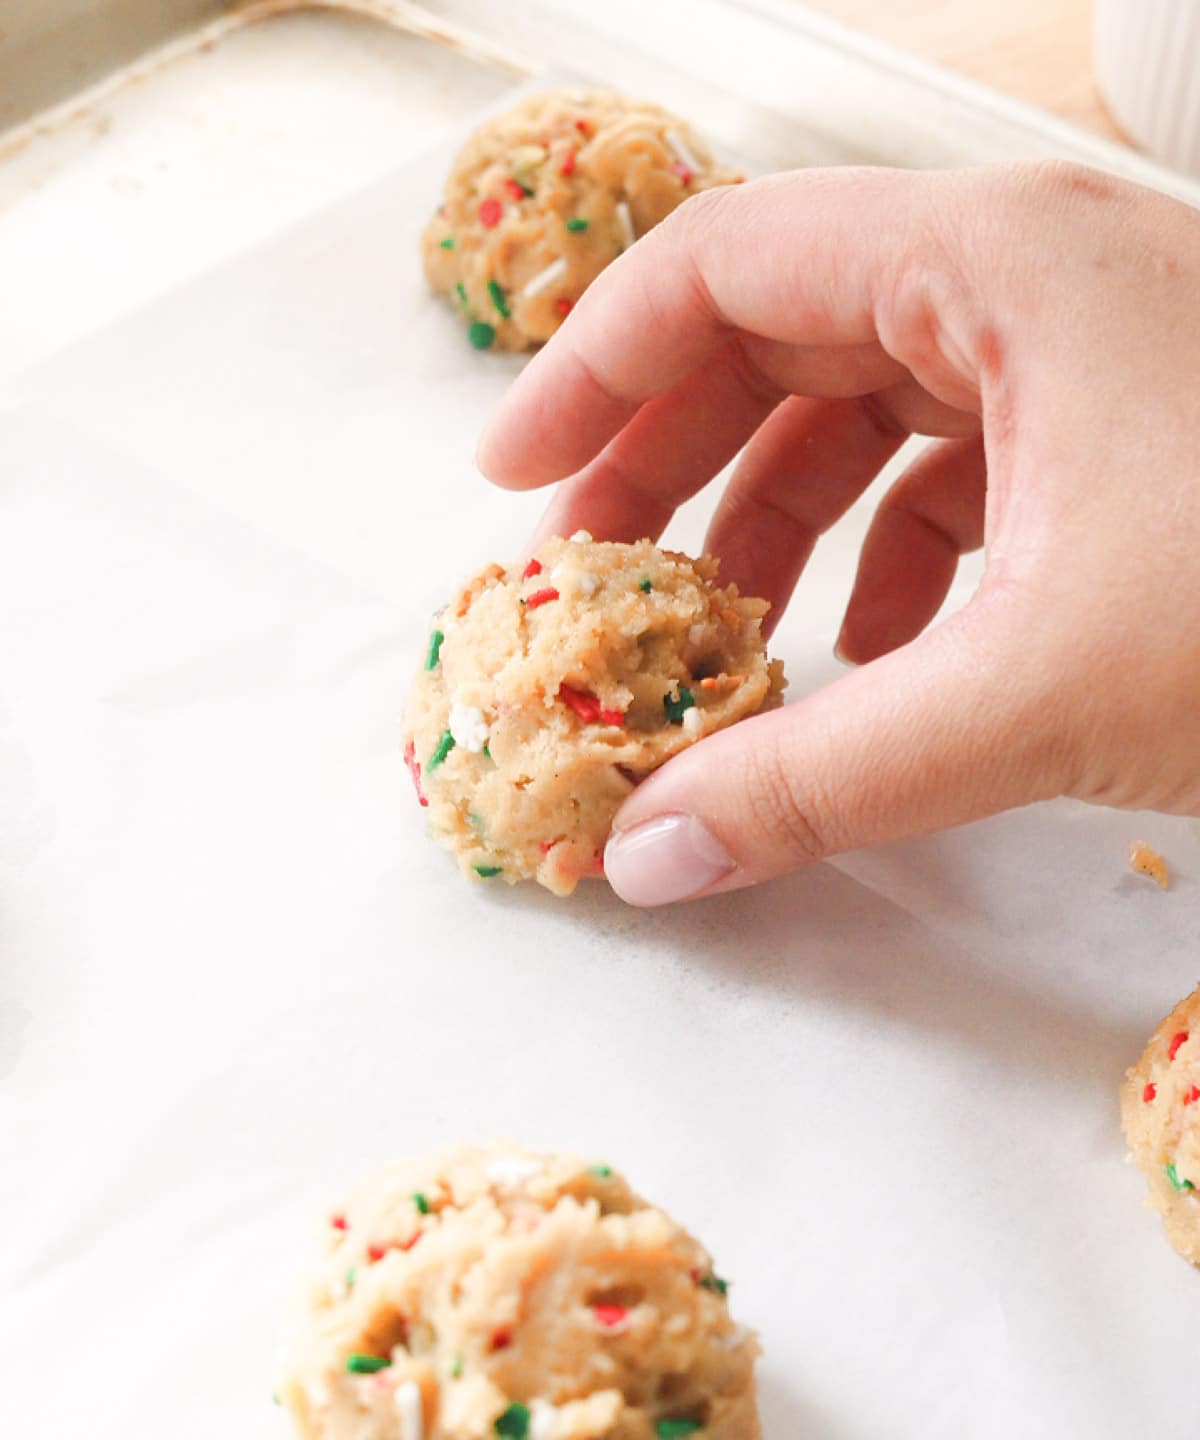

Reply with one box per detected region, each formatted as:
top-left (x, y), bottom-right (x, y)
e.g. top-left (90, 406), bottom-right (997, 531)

top-left (798, 0), bottom-right (1126, 143)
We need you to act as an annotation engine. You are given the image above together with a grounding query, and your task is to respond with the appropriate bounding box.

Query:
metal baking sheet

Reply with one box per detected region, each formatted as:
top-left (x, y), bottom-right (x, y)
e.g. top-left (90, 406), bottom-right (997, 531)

top-left (2, 7), bottom-right (1198, 1440)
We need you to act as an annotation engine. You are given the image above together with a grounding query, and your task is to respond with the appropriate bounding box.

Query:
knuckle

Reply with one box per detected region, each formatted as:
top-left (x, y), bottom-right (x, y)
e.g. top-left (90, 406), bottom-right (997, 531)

top-left (726, 334), bottom-right (787, 408)
top-left (741, 743), bottom-right (833, 864)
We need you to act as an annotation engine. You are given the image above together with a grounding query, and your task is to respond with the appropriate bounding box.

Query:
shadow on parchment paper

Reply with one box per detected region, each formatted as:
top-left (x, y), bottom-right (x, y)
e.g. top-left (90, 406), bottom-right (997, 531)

top-left (758, 1368), bottom-right (851, 1440)
top-left (499, 841), bottom-right (1151, 1101)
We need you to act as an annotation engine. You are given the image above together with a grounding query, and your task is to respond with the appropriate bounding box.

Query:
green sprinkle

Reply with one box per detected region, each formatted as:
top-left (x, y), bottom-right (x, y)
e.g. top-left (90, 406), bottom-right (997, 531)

top-left (468, 320), bottom-right (496, 350)
top-left (427, 730), bottom-right (456, 771)
top-left (272, 1392), bottom-right (281, 1406)
top-left (344, 1266), bottom-right (357, 1290)
top-left (1166, 1161), bottom-right (1195, 1192)
top-left (638, 577), bottom-right (652, 593)
top-left (468, 811), bottom-right (486, 833)
top-left (482, 743), bottom-right (492, 760)
top-left (663, 686), bottom-right (695, 724)
top-left (487, 279), bottom-right (511, 318)
top-left (440, 236), bottom-right (455, 249)
top-left (698, 1271), bottom-right (729, 1297)
top-left (424, 628), bottom-right (444, 670)
top-left (589, 1164), bottom-right (612, 1178)
top-left (346, 1354), bottom-right (391, 1374)
top-left (474, 863), bottom-right (503, 878)
top-left (455, 281), bottom-right (469, 309)
top-left (566, 217), bottom-right (589, 232)
top-left (449, 1356), bottom-right (464, 1379)
top-left (412, 1192), bottom-right (431, 1215)
top-left (494, 1402), bottom-right (531, 1439)
top-left (656, 1423), bottom-right (702, 1439)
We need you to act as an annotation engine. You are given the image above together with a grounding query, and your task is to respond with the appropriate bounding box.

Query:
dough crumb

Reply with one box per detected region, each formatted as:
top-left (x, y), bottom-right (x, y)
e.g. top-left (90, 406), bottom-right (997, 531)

top-left (1129, 840), bottom-right (1169, 890)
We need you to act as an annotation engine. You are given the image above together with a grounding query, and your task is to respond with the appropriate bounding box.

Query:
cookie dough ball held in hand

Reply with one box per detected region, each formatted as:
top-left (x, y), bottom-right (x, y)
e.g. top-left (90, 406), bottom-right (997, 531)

top-left (1122, 987), bottom-right (1200, 1265)
top-left (422, 90), bottom-right (742, 351)
top-left (402, 534), bottom-right (785, 895)
top-left (276, 1145), bottom-right (761, 1440)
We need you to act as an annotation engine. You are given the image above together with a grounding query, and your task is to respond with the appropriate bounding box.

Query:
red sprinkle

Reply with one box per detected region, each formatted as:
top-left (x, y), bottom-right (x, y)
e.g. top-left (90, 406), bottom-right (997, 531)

top-left (559, 684), bottom-right (600, 722)
top-left (575, 118), bottom-right (594, 136)
top-left (539, 840), bottom-right (557, 855)
top-left (560, 147), bottom-right (577, 176)
top-left (592, 1303), bottom-right (628, 1328)
top-left (559, 684), bottom-right (624, 726)
top-left (490, 1327), bottom-right (513, 1351)
top-left (1143, 1083), bottom-right (1157, 1103)
top-left (404, 738), bottom-right (428, 808)
top-left (400, 1231), bottom-right (423, 1252)
top-left (1186, 1085), bottom-right (1200, 1107)
top-left (555, 297), bottom-right (573, 317)
top-left (504, 177), bottom-right (527, 200)
top-left (1169, 1031), bottom-right (1189, 1062)
top-left (367, 1244), bottom-right (388, 1263)
top-left (522, 558), bottom-right (543, 579)
top-left (331, 1214), bottom-right (348, 1231)
top-left (524, 586), bottom-right (560, 609)
top-left (670, 161), bottom-right (694, 185)
top-left (478, 198), bottom-right (503, 227)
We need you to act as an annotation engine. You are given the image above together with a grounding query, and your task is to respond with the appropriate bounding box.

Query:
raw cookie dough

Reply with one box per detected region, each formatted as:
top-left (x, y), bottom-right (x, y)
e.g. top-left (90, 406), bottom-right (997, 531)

top-left (402, 533), bottom-right (785, 895)
top-left (1120, 986), bottom-right (1200, 1264)
top-left (422, 90), bottom-right (742, 351)
top-left (277, 1144), bottom-right (761, 1440)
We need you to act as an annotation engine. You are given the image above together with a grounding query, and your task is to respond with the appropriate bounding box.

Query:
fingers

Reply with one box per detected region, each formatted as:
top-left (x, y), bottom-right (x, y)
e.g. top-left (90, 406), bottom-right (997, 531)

top-left (526, 337), bottom-right (786, 550)
top-left (703, 396), bottom-right (911, 627)
top-left (837, 435), bottom-right (987, 664)
top-left (602, 595), bottom-right (1067, 905)
top-left (479, 167), bottom-right (988, 489)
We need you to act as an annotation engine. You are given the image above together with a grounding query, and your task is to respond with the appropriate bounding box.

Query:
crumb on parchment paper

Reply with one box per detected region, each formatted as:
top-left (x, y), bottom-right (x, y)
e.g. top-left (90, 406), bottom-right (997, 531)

top-left (1130, 840), bottom-right (1170, 890)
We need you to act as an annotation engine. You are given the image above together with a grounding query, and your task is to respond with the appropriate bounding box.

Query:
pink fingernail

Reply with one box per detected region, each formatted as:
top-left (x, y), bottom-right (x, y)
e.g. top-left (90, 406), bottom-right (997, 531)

top-left (833, 634), bottom-right (857, 666)
top-left (604, 814), bottom-right (736, 906)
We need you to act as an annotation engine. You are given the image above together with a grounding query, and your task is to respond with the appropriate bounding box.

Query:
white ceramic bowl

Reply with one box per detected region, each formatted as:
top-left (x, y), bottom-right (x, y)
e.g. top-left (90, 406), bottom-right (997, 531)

top-left (1094, 0), bottom-right (1200, 175)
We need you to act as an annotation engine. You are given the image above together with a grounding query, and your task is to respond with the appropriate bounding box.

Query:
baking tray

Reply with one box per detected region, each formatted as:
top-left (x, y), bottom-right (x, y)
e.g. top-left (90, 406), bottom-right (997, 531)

top-left (2, 6), bottom-right (1198, 1440)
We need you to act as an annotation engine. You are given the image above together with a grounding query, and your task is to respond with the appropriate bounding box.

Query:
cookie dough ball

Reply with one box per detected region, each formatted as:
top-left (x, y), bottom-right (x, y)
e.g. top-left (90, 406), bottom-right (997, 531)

top-left (1120, 986), bottom-right (1200, 1264)
top-left (277, 1144), bottom-right (761, 1440)
top-left (402, 534), bottom-right (785, 895)
top-left (422, 90), bottom-right (742, 351)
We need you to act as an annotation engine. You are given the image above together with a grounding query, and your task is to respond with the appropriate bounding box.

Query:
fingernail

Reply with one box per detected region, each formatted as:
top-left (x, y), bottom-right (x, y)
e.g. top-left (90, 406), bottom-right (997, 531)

top-left (604, 813), bottom-right (736, 906)
top-left (833, 633), bottom-right (856, 666)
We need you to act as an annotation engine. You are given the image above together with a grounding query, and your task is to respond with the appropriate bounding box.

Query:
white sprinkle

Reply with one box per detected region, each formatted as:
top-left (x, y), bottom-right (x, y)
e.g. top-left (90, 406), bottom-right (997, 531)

top-left (305, 1379), bottom-right (331, 1409)
top-left (486, 1155), bottom-right (543, 1188)
top-left (552, 563), bottom-right (600, 597)
top-left (665, 127), bottom-right (702, 175)
top-left (687, 623), bottom-right (707, 647)
top-left (568, 529), bottom-right (592, 543)
top-left (394, 1381), bottom-right (424, 1440)
top-left (718, 1323), bottom-right (753, 1349)
top-left (448, 702), bottom-right (489, 753)
top-left (530, 1401), bottom-right (559, 1440)
top-left (522, 257), bottom-right (568, 299)
top-left (682, 707), bottom-right (704, 738)
top-left (615, 200), bottom-right (635, 251)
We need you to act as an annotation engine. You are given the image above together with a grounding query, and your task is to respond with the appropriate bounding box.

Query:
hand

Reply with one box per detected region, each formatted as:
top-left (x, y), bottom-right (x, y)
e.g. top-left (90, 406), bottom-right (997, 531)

top-left (477, 163), bottom-right (1200, 905)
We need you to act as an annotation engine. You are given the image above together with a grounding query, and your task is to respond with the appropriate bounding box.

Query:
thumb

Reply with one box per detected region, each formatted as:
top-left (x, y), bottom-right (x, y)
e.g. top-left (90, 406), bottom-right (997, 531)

top-left (602, 600), bottom-right (1070, 905)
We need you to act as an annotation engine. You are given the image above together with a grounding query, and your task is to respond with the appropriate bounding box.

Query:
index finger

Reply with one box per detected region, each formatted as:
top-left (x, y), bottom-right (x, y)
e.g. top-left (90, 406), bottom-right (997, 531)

top-left (476, 166), bottom-right (978, 489)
